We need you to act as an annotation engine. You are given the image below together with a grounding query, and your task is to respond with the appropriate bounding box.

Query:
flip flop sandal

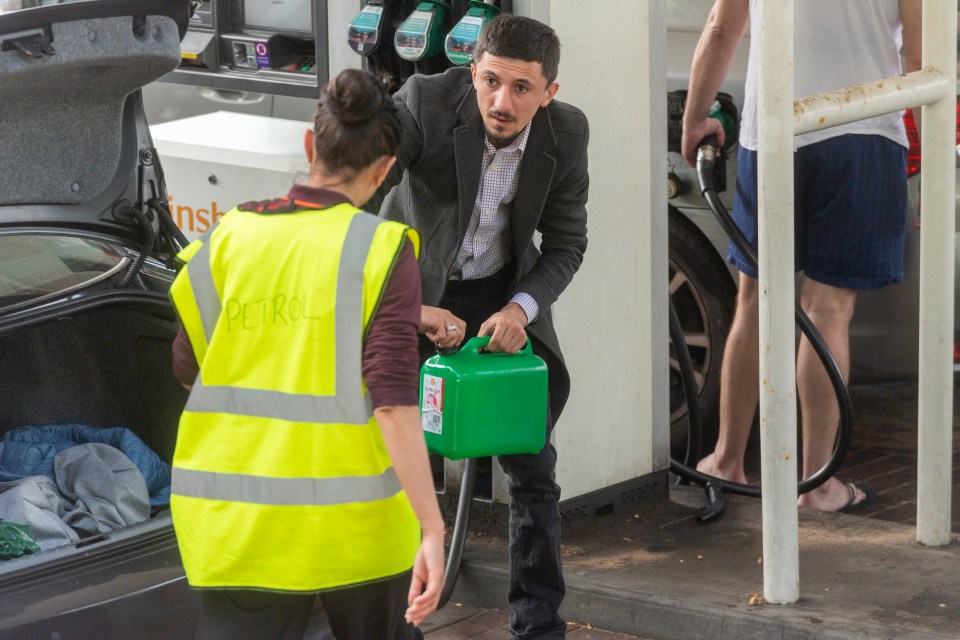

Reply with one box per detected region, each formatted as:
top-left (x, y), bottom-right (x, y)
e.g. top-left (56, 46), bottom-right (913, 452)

top-left (837, 481), bottom-right (878, 514)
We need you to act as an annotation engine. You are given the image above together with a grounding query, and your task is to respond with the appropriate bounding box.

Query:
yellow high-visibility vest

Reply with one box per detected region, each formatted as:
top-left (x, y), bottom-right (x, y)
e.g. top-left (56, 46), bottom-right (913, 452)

top-left (169, 202), bottom-right (422, 592)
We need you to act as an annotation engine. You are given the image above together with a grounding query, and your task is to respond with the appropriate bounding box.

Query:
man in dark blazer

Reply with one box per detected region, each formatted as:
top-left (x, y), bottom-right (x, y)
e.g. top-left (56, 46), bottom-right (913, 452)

top-left (368, 14), bottom-right (589, 640)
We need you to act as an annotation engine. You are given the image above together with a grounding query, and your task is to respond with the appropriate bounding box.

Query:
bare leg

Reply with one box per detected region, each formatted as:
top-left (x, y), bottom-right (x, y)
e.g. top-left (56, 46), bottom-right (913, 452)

top-left (795, 278), bottom-right (865, 511)
top-left (696, 273), bottom-right (758, 484)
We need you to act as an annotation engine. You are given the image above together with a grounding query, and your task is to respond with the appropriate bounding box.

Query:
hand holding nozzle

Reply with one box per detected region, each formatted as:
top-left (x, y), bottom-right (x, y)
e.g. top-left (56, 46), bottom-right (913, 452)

top-left (697, 134), bottom-right (719, 163)
top-left (680, 115), bottom-right (725, 167)
top-left (695, 134), bottom-right (720, 195)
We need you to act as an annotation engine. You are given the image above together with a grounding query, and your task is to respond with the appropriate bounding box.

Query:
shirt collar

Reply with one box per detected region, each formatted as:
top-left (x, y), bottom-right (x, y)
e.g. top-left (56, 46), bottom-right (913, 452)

top-left (286, 184), bottom-right (353, 209)
top-left (485, 121), bottom-right (532, 156)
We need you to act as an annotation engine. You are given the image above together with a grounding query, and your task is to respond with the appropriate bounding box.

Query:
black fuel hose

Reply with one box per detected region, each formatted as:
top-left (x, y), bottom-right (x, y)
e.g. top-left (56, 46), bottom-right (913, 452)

top-left (669, 135), bottom-right (854, 502)
top-left (438, 456), bottom-right (477, 609)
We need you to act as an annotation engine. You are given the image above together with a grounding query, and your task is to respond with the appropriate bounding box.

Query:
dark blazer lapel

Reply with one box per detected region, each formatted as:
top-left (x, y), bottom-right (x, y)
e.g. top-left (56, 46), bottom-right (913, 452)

top-left (511, 107), bottom-right (557, 264)
top-left (453, 88), bottom-right (485, 243)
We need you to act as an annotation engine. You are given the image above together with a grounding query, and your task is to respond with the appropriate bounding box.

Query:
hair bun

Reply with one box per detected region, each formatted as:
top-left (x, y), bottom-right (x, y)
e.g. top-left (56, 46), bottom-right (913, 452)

top-left (310, 68), bottom-right (402, 177)
top-left (321, 68), bottom-right (388, 127)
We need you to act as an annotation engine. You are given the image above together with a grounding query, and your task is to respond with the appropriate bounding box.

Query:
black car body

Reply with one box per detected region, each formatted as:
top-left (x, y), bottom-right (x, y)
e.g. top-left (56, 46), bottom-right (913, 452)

top-left (0, 1), bottom-right (198, 637)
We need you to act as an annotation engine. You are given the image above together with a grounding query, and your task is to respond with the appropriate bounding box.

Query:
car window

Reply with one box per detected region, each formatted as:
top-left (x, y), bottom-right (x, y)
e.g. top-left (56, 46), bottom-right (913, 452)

top-left (0, 235), bottom-right (125, 310)
top-left (0, 0), bottom-right (91, 12)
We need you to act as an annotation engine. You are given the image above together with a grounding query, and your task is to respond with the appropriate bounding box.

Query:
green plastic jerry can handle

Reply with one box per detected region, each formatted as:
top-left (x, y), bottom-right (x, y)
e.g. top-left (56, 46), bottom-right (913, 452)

top-left (460, 335), bottom-right (533, 356)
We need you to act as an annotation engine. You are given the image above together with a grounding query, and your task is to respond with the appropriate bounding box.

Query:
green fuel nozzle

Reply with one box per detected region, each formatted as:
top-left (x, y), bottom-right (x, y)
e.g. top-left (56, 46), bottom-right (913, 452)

top-left (708, 100), bottom-right (737, 152)
top-left (394, 0), bottom-right (451, 62)
top-left (444, 0), bottom-right (499, 66)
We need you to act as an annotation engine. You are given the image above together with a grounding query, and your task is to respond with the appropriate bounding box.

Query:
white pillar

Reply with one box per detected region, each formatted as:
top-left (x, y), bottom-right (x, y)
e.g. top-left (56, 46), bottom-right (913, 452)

top-left (756, 0), bottom-right (799, 604)
top-left (550, 0), bottom-right (671, 499)
top-left (916, 0), bottom-right (957, 547)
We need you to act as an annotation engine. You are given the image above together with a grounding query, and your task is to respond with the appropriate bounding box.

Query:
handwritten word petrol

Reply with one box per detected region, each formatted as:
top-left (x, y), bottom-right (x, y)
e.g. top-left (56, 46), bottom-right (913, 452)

top-left (225, 291), bottom-right (330, 332)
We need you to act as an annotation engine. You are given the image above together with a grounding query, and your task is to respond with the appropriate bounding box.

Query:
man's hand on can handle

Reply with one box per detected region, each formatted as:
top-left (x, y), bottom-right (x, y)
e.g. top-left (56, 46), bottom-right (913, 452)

top-left (478, 302), bottom-right (528, 354)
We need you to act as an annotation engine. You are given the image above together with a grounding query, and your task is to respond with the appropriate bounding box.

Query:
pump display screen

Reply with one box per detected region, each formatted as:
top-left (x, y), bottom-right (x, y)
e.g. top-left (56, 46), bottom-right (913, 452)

top-left (243, 0), bottom-right (311, 34)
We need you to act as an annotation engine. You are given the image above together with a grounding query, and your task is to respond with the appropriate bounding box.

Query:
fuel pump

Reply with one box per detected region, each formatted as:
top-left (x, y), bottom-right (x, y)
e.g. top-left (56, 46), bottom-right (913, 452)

top-left (394, 0), bottom-right (451, 75)
top-left (157, 0), bottom-right (329, 98)
top-left (444, 0), bottom-right (499, 65)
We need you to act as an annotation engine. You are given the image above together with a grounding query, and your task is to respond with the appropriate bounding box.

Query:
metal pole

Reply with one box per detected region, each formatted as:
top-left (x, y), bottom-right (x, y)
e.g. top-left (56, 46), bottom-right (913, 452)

top-left (793, 69), bottom-right (951, 137)
top-left (757, 0), bottom-right (799, 604)
top-left (916, 0), bottom-right (957, 547)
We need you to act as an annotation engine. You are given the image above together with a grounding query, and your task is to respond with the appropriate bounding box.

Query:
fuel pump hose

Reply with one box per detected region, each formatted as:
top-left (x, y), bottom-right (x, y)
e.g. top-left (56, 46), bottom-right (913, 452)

top-left (668, 135), bottom-right (854, 507)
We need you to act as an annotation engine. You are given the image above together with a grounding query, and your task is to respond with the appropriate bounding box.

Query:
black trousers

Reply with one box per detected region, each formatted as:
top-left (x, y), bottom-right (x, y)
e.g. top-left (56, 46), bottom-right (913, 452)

top-left (194, 571), bottom-right (418, 640)
top-left (420, 270), bottom-right (566, 640)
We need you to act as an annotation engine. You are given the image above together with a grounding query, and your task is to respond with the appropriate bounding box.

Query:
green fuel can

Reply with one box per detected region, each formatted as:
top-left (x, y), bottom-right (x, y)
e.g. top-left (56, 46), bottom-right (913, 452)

top-left (419, 336), bottom-right (548, 460)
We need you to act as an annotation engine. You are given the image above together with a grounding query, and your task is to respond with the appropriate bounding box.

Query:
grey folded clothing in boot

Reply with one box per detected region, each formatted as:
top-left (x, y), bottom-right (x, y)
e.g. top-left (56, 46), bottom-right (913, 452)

top-left (55, 443), bottom-right (150, 536)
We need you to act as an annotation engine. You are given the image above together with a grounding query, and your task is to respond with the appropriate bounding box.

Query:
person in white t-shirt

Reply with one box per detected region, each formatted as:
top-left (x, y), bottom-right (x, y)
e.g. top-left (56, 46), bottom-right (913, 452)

top-left (680, 0), bottom-right (921, 513)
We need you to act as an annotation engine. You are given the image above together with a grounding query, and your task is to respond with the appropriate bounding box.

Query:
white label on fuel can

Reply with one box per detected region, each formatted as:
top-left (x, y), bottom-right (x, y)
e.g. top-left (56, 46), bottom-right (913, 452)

top-left (421, 375), bottom-right (444, 434)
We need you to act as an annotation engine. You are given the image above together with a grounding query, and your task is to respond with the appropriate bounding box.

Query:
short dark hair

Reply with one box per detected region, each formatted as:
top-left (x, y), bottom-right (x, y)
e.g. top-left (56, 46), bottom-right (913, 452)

top-left (312, 69), bottom-right (402, 178)
top-left (473, 14), bottom-right (560, 85)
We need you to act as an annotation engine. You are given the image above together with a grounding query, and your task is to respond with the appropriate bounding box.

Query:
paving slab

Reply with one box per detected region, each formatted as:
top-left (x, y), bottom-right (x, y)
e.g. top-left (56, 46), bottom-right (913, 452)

top-left (443, 485), bottom-right (960, 640)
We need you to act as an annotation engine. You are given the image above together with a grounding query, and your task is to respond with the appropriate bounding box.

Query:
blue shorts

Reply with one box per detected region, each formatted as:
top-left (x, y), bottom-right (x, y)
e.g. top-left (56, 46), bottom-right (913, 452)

top-left (728, 134), bottom-right (908, 290)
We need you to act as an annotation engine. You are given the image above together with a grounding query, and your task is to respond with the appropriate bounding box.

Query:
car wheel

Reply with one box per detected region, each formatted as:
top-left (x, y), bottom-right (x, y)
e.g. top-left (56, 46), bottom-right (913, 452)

top-left (668, 207), bottom-right (737, 461)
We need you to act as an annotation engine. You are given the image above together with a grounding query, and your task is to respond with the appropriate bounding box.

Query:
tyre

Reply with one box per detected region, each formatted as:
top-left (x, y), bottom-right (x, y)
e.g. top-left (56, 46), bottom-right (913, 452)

top-left (668, 207), bottom-right (737, 461)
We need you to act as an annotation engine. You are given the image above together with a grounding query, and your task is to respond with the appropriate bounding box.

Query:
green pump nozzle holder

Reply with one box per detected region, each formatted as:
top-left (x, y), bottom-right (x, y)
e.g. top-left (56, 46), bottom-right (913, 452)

top-left (444, 0), bottom-right (500, 66)
top-left (394, 0), bottom-right (450, 62)
top-left (347, 1), bottom-right (386, 56)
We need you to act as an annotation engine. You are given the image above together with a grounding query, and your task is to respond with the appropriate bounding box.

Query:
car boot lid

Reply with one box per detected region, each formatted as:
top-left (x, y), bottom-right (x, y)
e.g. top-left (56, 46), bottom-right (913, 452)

top-left (0, 0), bottom-right (190, 239)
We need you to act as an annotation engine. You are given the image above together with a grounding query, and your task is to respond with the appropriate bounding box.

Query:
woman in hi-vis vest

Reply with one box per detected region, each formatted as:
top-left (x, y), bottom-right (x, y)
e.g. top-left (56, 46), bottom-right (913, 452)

top-left (168, 68), bottom-right (446, 640)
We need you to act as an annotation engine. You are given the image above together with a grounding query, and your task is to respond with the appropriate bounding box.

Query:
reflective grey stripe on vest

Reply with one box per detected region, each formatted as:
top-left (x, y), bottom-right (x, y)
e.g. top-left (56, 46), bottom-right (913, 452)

top-left (184, 220), bottom-right (223, 344)
top-left (187, 240), bottom-right (220, 344)
top-left (184, 213), bottom-right (383, 425)
top-left (186, 376), bottom-right (373, 425)
top-left (197, 221), bottom-right (221, 245)
top-left (172, 466), bottom-right (402, 506)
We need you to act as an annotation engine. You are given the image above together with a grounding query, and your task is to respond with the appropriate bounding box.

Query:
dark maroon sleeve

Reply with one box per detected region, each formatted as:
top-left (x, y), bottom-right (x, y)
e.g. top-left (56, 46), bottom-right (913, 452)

top-left (363, 239), bottom-right (422, 409)
top-left (172, 323), bottom-right (200, 386)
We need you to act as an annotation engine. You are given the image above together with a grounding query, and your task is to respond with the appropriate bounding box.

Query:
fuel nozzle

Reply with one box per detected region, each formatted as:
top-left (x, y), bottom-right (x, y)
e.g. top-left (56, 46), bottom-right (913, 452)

top-left (696, 134), bottom-right (720, 196)
top-left (394, 0), bottom-right (451, 63)
top-left (444, 0), bottom-right (499, 66)
top-left (346, 1), bottom-right (387, 56)
top-left (347, 1), bottom-right (417, 92)
top-left (708, 100), bottom-right (737, 151)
